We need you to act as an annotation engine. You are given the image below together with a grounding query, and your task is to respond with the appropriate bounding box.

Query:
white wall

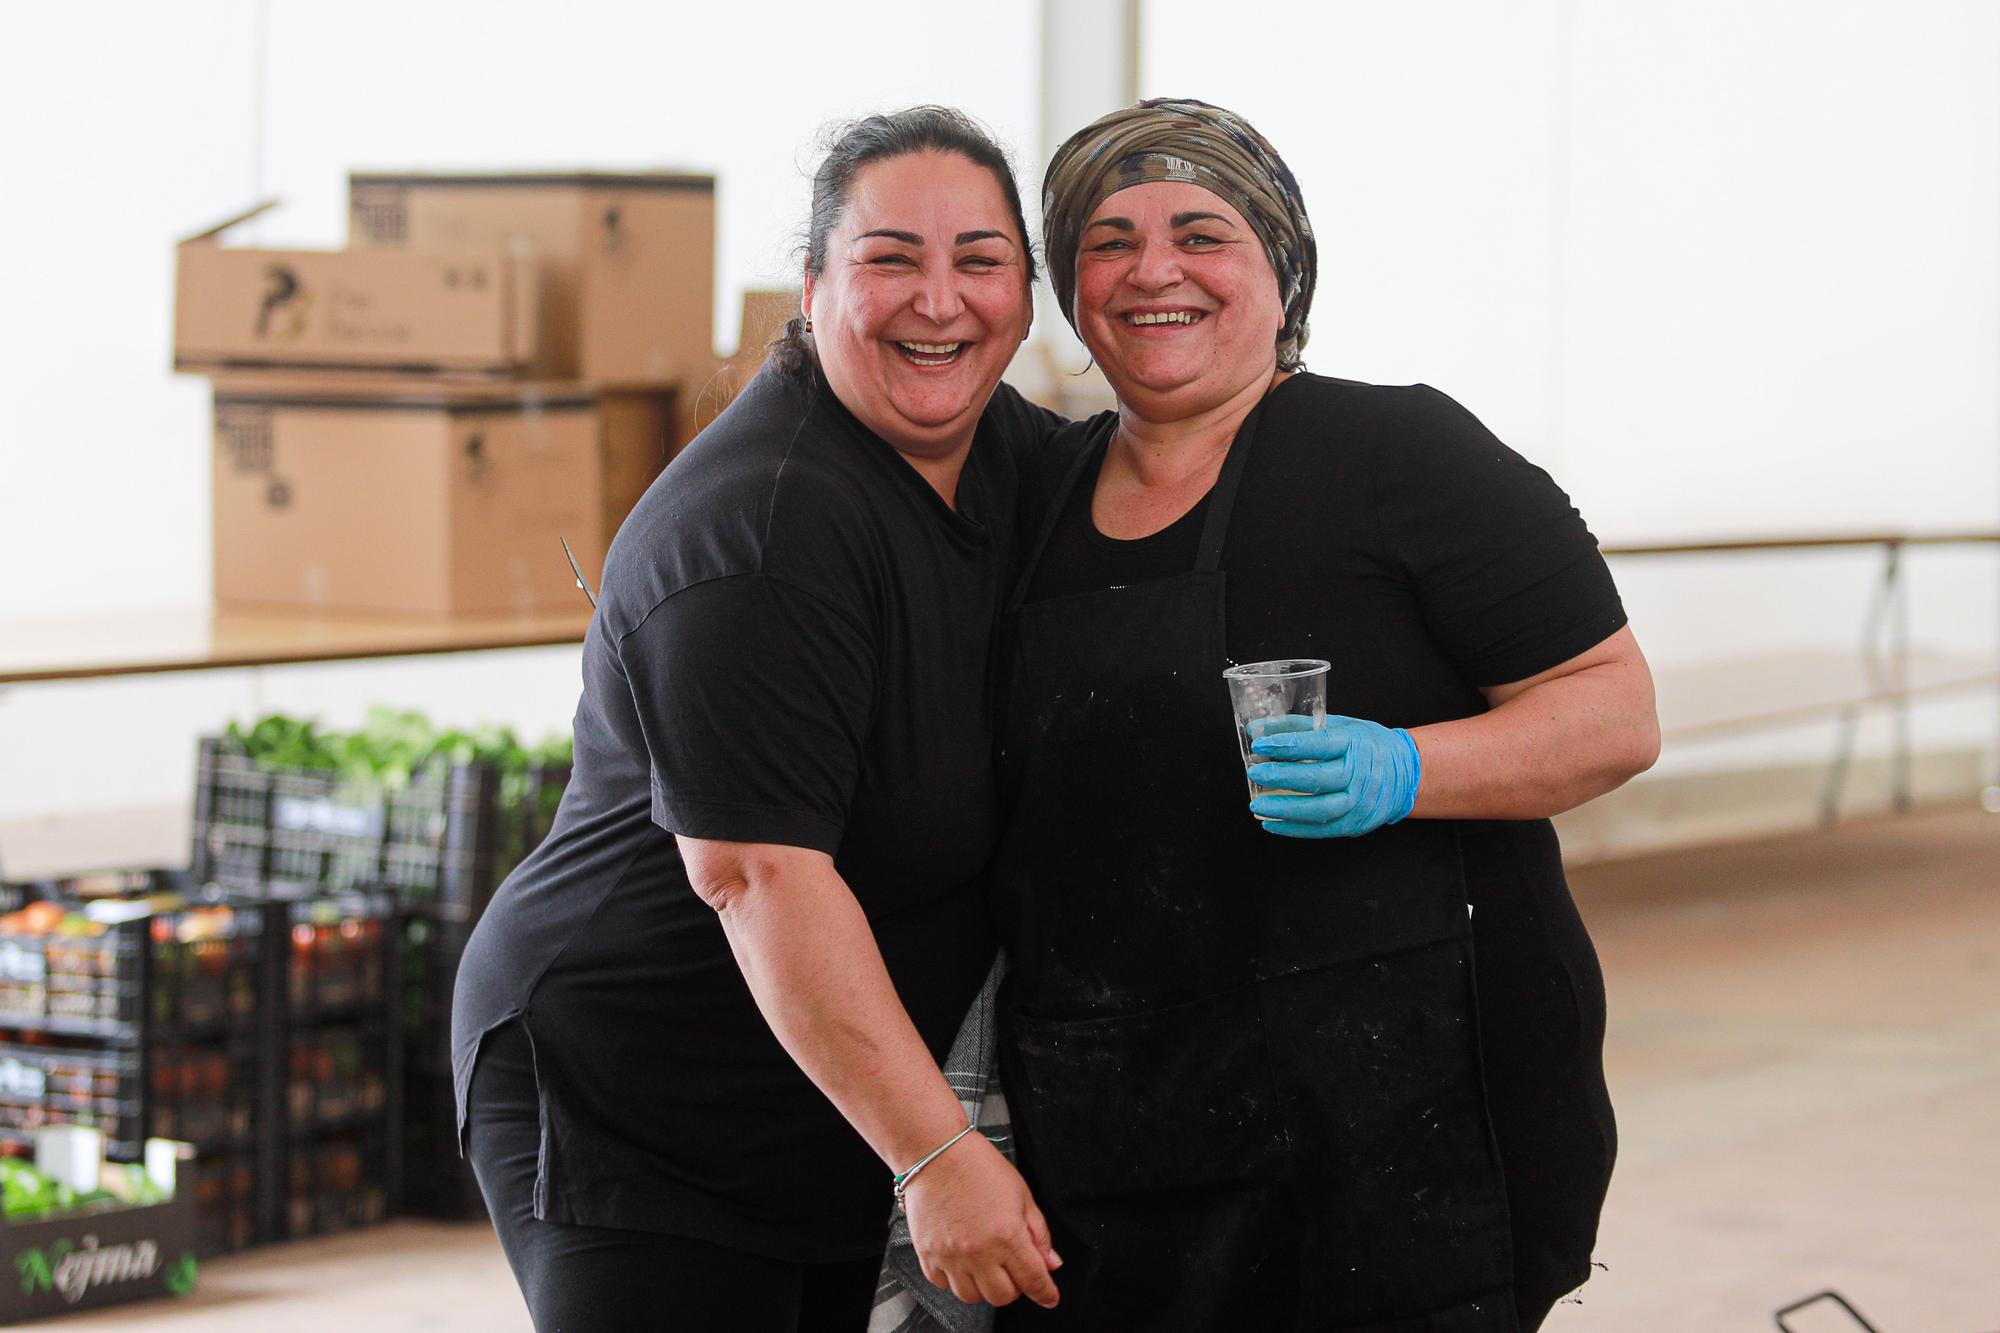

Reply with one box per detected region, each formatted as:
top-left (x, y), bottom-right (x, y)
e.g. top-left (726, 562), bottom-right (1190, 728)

top-left (3, 1), bottom-right (1999, 854)
top-left (1142, 0), bottom-right (2000, 777)
top-left (0, 0), bottom-right (1040, 845)
top-left (1141, 0), bottom-right (2000, 538)
top-left (0, 0), bottom-right (1042, 622)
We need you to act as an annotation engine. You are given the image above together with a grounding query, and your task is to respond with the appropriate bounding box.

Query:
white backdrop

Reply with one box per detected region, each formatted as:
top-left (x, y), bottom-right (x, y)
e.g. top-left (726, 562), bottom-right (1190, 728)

top-left (2, 0), bottom-right (1998, 837)
top-left (1142, 0), bottom-right (2000, 780)
top-left (0, 0), bottom-right (1042, 621)
top-left (1143, 1), bottom-right (2000, 540)
top-left (0, 0), bottom-right (1041, 836)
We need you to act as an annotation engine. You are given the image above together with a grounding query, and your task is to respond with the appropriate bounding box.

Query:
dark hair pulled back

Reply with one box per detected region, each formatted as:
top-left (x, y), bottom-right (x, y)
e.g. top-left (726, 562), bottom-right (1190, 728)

top-left (769, 105), bottom-right (1037, 377)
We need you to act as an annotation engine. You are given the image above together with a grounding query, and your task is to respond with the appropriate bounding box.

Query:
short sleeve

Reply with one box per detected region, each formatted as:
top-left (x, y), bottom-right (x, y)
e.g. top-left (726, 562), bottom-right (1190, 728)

top-left (984, 380), bottom-right (1069, 469)
top-left (621, 573), bottom-right (875, 853)
top-left (1373, 386), bottom-right (1627, 687)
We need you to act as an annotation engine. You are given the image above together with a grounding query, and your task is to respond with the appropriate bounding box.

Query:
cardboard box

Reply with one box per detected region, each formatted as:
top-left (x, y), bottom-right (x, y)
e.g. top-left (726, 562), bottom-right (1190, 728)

top-left (689, 288), bottom-right (800, 434)
top-left (175, 202), bottom-right (540, 376)
top-left (733, 289), bottom-right (800, 364)
top-left (348, 172), bottom-right (716, 385)
top-left (210, 377), bottom-right (679, 616)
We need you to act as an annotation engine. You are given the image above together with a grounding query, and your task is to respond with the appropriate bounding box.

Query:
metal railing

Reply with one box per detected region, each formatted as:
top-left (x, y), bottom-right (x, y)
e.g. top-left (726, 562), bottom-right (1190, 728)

top-left (1602, 531), bottom-right (2000, 825)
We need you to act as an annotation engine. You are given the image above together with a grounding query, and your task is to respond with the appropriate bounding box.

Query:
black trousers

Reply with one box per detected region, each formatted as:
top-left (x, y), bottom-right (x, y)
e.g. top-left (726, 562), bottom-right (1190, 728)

top-left (466, 1021), bottom-right (880, 1333)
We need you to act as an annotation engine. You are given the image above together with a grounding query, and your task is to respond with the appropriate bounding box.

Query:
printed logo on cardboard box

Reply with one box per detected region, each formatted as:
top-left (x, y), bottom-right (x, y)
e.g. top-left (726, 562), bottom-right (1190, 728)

top-left (216, 406), bottom-right (275, 475)
top-left (257, 265), bottom-right (311, 342)
top-left (349, 183), bottom-right (409, 246)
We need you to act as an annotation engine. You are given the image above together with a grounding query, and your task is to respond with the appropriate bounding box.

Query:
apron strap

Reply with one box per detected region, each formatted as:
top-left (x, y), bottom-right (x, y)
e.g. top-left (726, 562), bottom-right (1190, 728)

top-left (1009, 387), bottom-right (1275, 607)
top-left (1193, 396), bottom-right (1269, 575)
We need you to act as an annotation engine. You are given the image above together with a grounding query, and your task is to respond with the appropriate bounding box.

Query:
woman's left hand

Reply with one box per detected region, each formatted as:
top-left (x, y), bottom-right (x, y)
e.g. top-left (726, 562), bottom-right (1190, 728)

top-left (1246, 715), bottom-right (1422, 838)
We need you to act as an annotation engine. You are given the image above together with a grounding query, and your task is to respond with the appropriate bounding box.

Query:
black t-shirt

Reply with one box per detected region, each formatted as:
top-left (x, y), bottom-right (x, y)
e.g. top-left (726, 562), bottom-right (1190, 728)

top-left (453, 363), bottom-right (1058, 1262)
top-left (1019, 375), bottom-right (1626, 1294)
top-left (1027, 375), bottom-right (1624, 697)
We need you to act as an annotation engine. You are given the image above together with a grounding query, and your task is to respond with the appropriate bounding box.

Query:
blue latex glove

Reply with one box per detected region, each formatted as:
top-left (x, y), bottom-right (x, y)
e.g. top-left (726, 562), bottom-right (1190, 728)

top-left (1246, 714), bottom-right (1422, 839)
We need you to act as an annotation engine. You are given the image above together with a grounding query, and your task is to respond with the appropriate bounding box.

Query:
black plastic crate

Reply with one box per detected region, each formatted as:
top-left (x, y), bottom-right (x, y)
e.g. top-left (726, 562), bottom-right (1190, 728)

top-left (148, 1038), bottom-right (259, 1156)
top-left (0, 935), bottom-right (49, 1029)
top-left (285, 908), bottom-right (391, 1022)
top-left (395, 916), bottom-right (477, 1220)
top-left (45, 930), bottom-right (143, 1029)
top-left (0, 926), bottom-right (142, 1034)
top-left (0, 899), bottom-right (277, 1254)
top-left (280, 1133), bottom-right (391, 1240)
top-left (397, 915), bottom-right (470, 1075)
top-left (259, 892), bottom-right (403, 1243)
top-left (284, 1022), bottom-right (390, 1135)
top-left (277, 895), bottom-right (398, 1135)
top-left (0, 1041), bottom-right (145, 1158)
top-left (0, 887), bottom-right (420, 1248)
top-left (0, 901), bottom-right (266, 1043)
top-left (149, 911), bottom-right (263, 1034)
top-left (187, 1146), bottom-right (260, 1256)
top-left (191, 739), bottom-right (570, 919)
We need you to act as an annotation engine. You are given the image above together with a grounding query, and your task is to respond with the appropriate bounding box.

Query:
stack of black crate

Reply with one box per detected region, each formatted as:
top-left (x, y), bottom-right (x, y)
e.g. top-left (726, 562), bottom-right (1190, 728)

top-left (271, 894), bottom-right (400, 1240)
top-left (0, 880), bottom-right (269, 1256)
top-left (393, 760), bottom-right (570, 1220)
top-left (396, 911), bottom-right (476, 1219)
top-left (191, 738), bottom-right (571, 1222)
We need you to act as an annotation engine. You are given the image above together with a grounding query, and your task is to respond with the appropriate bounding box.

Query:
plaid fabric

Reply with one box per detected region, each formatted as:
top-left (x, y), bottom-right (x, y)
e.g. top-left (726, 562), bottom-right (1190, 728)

top-left (868, 954), bottom-right (1014, 1333)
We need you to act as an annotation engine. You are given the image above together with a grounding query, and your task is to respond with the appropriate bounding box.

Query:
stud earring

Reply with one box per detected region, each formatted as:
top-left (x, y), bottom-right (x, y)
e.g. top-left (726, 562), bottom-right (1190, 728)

top-left (804, 319), bottom-right (813, 333)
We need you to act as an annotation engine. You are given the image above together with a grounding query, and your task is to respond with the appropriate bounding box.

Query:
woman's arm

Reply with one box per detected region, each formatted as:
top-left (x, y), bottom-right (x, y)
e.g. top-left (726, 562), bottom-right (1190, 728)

top-left (678, 835), bottom-right (1060, 1311)
top-left (1407, 624), bottom-right (1660, 820)
top-left (1248, 387), bottom-right (1658, 836)
top-left (1246, 626), bottom-right (1658, 833)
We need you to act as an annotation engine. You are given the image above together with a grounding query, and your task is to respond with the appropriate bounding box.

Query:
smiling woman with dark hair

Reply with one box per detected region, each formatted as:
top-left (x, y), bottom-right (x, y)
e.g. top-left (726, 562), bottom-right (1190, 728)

top-left (991, 98), bottom-right (1659, 1331)
top-left (452, 107), bottom-right (1063, 1332)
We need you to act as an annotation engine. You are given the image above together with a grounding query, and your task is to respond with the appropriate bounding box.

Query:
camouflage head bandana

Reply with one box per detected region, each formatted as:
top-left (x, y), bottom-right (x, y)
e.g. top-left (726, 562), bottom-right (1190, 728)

top-left (1043, 97), bottom-right (1317, 371)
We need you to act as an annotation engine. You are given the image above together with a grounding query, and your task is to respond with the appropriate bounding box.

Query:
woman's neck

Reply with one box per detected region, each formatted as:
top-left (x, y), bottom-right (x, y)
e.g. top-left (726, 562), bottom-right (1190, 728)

top-left (1106, 368), bottom-right (1288, 490)
top-left (1092, 367), bottom-right (1290, 539)
top-left (822, 377), bottom-right (976, 510)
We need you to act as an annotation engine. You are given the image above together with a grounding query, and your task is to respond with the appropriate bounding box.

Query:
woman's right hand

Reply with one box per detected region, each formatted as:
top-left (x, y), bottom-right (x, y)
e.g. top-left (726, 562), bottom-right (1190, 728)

top-left (903, 1134), bottom-right (1062, 1310)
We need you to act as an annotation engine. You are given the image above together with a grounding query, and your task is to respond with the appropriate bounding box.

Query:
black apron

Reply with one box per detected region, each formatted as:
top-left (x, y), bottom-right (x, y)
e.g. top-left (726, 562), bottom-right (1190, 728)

top-left (993, 405), bottom-right (1518, 1331)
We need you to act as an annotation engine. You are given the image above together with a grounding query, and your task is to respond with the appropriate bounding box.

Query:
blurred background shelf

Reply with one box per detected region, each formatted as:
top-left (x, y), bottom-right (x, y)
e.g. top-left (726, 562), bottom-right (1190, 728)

top-left (1652, 649), bottom-right (2000, 741)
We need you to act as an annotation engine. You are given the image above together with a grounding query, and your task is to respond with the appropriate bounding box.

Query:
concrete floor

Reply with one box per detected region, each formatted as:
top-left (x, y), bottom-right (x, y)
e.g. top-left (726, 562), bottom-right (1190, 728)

top-left (19, 806), bottom-right (2000, 1331)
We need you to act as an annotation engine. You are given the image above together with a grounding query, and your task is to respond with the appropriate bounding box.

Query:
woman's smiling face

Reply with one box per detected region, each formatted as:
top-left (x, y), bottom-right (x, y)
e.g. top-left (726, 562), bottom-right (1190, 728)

top-left (1072, 180), bottom-right (1286, 420)
top-left (803, 151), bottom-right (1033, 461)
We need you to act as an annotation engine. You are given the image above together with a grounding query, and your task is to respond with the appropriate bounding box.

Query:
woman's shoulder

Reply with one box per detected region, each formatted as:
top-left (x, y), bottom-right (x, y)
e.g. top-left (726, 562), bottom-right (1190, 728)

top-left (980, 380), bottom-right (1069, 447)
top-left (1046, 407), bottom-right (1112, 470)
top-left (1270, 374), bottom-right (1511, 470)
top-left (668, 366), bottom-right (888, 510)
top-left (1272, 372), bottom-right (1471, 429)
top-left (600, 371), bottom-right (877, 621)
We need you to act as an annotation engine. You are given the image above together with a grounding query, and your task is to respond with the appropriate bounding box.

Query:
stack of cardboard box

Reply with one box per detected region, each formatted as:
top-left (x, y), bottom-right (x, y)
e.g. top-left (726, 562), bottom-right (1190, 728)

top-left (174, 172), bottom-right (731, 617)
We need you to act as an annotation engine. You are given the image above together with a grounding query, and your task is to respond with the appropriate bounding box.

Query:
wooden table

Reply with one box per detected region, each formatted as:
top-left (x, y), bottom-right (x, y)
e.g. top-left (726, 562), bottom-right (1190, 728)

top-left (0, 607), bottom-right (594, 876)
top-left (0, 606), bottom-right (593, 686)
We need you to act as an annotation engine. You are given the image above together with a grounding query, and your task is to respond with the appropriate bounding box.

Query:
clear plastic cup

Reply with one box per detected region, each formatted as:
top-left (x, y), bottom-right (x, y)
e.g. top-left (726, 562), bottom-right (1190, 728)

top-left (1222, 659), bottom-right (1330, 818)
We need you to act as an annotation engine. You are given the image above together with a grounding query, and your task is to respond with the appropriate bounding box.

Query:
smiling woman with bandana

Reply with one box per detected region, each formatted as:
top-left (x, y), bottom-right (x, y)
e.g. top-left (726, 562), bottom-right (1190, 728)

top-left (991, 99), bottom-right (1660, 1330)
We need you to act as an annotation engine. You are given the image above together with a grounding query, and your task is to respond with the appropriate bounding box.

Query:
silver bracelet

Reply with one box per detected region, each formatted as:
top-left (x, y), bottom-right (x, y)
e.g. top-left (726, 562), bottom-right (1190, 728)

top-left (892, 1121), bottom-right (978, 1212)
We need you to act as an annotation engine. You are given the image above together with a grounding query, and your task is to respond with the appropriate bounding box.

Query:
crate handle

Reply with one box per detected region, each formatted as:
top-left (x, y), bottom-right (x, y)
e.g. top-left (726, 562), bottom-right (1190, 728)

top-left (1775, 1290), bottom-right (1882, 1332)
